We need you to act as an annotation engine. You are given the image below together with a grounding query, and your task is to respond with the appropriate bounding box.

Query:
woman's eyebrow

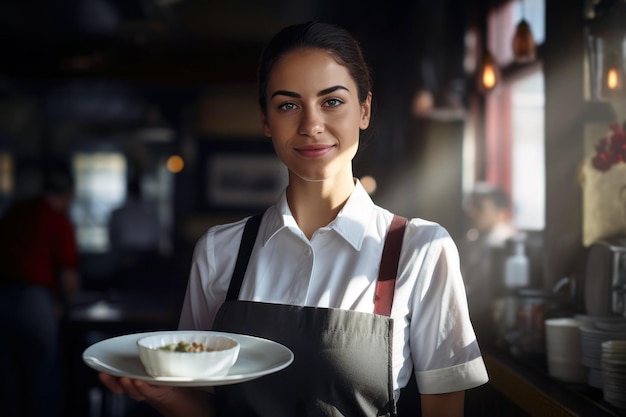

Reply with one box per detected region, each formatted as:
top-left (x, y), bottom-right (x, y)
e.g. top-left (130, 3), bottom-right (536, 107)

top-left (318, 85), bottom-right (349, 96)
top-left (270, 85), bottom-right (350, 99)
top-left (271, 90), bottom-right (300, 99)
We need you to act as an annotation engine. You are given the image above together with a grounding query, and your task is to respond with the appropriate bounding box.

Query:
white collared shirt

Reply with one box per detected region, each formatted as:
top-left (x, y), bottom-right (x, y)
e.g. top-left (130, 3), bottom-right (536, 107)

top-left (179, 180), bottom-right (488, 397)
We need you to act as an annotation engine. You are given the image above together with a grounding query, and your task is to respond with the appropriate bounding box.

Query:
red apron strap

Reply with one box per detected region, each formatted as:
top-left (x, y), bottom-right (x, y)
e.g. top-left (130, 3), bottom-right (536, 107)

top-left (374, 215), bottom-right (408, 317)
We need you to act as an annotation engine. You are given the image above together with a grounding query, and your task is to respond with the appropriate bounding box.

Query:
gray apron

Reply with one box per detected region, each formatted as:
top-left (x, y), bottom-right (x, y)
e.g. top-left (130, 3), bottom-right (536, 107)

top-left (212, 213), bottom-right (411, 417)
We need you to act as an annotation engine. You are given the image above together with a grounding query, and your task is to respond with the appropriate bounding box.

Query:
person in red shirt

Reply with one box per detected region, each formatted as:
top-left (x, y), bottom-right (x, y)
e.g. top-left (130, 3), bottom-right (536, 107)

top-left (0, 162), bottom-right (81, 417)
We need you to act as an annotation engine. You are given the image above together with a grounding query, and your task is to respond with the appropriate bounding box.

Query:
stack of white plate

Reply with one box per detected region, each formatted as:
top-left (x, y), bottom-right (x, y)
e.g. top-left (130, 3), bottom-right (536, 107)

top-left (579, 317), bottom-right (626, 388)
top-left (601, 340), bottom-right (626, 410)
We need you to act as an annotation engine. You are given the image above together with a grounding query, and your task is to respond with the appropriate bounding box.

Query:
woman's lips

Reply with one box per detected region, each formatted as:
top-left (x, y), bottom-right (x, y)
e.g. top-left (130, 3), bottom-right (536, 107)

top-left (295, 145), bottom-right (334, 158)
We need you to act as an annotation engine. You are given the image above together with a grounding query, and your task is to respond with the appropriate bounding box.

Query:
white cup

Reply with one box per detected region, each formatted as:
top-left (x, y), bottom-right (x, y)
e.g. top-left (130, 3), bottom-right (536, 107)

top-left (545, 317), bottom-right (588, 383)
top-left (545, 318), bottom-right (583, 361)
top-left (546, 356), bottom-right (588, 383)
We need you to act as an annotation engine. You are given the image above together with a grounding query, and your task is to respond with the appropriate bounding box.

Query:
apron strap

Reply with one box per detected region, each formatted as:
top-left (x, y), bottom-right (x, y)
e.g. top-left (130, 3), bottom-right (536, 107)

top-left (373, 214), bottom-right (408, 317)
top-left (225, 213), bottom-right (264, 302)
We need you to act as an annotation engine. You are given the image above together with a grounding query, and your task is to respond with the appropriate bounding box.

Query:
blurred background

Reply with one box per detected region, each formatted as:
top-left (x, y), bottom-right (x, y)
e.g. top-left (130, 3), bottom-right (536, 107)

top-left (0, 0), bottom-right (550, 289)
top-left (1, 0), bottom-right (624, 416)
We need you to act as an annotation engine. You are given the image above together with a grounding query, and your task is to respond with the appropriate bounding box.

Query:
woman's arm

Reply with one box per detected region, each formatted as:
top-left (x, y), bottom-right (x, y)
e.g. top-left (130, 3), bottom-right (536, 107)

top-left (420, 391), bottom-right (465, 417)
top-left (99, 373), bottom-right (215, 417)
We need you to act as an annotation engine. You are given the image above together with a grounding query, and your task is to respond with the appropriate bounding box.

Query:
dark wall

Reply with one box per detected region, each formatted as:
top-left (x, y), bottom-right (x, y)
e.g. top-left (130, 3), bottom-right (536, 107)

top-left (543, 0), bottom-right (587, 286)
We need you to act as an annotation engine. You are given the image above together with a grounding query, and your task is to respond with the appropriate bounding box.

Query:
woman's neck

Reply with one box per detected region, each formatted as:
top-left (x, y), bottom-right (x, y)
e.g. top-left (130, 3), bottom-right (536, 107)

top-left (286, 172), bottom-right (355, 240)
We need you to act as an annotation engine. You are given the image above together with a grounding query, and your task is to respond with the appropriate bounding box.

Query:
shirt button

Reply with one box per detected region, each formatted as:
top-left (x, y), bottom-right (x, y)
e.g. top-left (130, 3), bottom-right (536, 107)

top-left (305, 248), bottom-right (312, 256)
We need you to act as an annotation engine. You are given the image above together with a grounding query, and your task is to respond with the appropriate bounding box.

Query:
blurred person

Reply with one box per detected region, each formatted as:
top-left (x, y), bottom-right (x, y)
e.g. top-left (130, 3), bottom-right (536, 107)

top-left (459, 182), bottom-right (517, 344)
top-left (98, 21), bottom-right (488, 417)
top-left (108, 175), bottom-right (162, 290)
top-left (0, 162), bottom-right (80, 417)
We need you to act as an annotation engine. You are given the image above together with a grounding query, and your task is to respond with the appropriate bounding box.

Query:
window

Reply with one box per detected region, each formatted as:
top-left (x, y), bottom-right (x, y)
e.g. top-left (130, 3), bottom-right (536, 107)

top-left (510, 70), bottom-right (545, 229)
top-left (71, 152), bottom-right (126, 253)
top-left (481, 0), bottom-right (546, 230)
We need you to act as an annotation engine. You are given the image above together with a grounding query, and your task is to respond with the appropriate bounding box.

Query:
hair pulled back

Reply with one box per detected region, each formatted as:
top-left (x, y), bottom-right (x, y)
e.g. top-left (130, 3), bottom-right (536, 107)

top-left (258, 21), bottom-right (373, 115)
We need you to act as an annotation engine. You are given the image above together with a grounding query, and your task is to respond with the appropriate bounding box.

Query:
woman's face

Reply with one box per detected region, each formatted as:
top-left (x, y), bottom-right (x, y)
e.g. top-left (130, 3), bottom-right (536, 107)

top-left (261, 48), bottom-right (371, 183)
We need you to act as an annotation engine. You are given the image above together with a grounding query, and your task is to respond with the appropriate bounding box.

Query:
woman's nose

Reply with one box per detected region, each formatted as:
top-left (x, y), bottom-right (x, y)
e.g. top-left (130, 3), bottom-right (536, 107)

top-left (298, 108), bottom-right (324, 136)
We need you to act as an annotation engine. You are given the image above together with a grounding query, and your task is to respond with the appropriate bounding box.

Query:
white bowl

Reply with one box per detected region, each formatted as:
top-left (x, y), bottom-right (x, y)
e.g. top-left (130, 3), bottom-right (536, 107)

top-left (137, 332), bottom-right (240, 378)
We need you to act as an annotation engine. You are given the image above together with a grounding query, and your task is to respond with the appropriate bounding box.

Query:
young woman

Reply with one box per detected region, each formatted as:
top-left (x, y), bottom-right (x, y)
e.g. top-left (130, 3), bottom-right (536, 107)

top-left (99, 21), bottom-right (488, 417)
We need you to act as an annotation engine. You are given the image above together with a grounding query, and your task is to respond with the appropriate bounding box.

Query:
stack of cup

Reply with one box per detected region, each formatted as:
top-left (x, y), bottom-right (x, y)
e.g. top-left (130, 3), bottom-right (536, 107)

top-left (601, 340), bottom-right (626, 410)
top-left (545, 318), bottom-right (588, 383)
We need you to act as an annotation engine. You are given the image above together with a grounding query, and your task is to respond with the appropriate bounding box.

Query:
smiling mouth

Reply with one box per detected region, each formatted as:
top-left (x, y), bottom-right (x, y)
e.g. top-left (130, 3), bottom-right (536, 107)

top-left (295, 145), bottom-right (334, 158)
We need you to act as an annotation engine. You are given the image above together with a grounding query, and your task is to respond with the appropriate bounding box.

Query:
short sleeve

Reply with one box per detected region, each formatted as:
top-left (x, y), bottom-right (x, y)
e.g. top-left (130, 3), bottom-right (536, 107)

top-left (178, 233), bottom-right (217, 330)
top-left (178, 219), bottom-right (249, 331)
top-left (407, 223), bottom-right (488, 393)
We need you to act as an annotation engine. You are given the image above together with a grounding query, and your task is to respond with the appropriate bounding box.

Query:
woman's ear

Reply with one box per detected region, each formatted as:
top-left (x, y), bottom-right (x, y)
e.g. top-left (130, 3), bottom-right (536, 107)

top-left (261, 112), bottom-right (272, 137)
top-left (360, 92), bottom-right (372, 130)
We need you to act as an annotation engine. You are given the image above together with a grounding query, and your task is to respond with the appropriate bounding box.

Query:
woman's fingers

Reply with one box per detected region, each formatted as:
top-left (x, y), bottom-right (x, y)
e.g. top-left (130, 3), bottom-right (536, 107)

top-left (98, 372), bottom-right (175, 403)
top-left (98, 372), bottom-right (125, 395)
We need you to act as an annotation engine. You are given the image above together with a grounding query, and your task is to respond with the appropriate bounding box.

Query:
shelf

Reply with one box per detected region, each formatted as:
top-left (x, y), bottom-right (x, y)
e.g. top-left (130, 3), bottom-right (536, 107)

top-left (483, 350), bottom-right (624, 417)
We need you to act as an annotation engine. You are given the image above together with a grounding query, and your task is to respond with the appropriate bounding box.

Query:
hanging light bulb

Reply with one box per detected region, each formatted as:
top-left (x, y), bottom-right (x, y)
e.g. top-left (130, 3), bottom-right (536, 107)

top-left (512, 0), bottom-right (536, 63)
top-left (586, 0), bottom-right (626, 100)
top-left (607, 68), bottom-right (620, 90)
top-left (512, 18), bottom-right (536, 63)
top-left (477, 49), bottom-right (500, 93)
top-left (604, 52), bottom-right (623, 92)
top-left (589, 36), bottom-right (625, 99)
top-left (482, 62), bottom-right (497, 89)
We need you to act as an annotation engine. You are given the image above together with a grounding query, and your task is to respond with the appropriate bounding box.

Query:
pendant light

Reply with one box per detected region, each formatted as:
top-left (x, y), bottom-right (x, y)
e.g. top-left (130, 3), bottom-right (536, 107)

top-left (512, 16), bottom-right (536, 62)
top-left (586, 0), bottom-right (626, 100)
top-left (477, 49), bottom-right (500, 93)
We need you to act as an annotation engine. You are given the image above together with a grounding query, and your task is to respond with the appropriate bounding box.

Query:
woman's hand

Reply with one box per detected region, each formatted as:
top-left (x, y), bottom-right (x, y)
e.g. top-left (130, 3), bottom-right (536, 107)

top-left (98, 373), bottom-right (214, 417)
top-left (98, 373), bottom-right (175, 403)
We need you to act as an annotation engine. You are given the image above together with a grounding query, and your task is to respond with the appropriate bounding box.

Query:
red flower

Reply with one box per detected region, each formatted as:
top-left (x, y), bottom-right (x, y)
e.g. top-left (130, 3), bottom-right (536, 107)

top-left (592, 122), bottom-right (626, 172)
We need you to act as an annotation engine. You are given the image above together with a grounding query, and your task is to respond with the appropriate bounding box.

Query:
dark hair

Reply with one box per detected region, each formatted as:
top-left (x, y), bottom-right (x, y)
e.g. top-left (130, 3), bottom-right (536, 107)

top-left (257, 21), bottom-right (373, 115)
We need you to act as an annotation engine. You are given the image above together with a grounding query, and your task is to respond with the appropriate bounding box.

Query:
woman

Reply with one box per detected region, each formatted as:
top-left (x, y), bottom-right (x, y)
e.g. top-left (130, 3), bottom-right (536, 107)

top-left (99, 21), bottom-right (488, 416)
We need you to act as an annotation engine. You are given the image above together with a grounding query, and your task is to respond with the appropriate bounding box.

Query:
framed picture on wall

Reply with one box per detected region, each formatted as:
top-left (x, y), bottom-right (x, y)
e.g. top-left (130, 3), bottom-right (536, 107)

top-left (200, 139), bottom-right (287, 211)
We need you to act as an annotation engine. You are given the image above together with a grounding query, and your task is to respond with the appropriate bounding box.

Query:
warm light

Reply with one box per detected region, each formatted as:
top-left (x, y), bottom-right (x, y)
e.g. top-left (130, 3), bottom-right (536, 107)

top-left (607, 68), bottom-right (620, 89)
top-left (477, 49), bottom-right (499, 93)
top-left (585, 0), bottom-right (626, 100)
top-left (412, 89), bottom-right (434, 117)
top-left (482, 66), bottom-right (497, 89)
top-left (166, 155), bottom-right (184, 173)
top-left (360, 175), bottom-right (377, 195)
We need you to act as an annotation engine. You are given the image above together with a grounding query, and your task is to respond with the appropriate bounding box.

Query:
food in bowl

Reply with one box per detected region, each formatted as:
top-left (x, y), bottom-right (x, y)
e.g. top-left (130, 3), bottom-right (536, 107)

top-left (137, 332), bottom-right (240, 378)
top-left (159, 341), bottom-right (216, 352)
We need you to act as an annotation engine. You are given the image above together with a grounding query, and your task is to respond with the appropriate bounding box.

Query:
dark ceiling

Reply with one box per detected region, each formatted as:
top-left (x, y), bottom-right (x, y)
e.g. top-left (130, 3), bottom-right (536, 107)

top-left (0, 0), bottom-right (282, 83)
top-left (0, 0), bottom-right (472, 86)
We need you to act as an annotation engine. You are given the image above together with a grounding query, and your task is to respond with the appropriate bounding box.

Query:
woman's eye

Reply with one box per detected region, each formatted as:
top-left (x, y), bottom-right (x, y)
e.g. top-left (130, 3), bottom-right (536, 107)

top-left (278, 102), bottom-right (298, 111)
top-left (324, 98), bottom-right (343, 108)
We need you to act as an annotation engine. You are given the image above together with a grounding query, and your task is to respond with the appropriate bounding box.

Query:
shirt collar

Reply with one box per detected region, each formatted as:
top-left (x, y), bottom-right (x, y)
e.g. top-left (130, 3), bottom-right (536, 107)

top-left (261, 179), bottom-right (375, 251)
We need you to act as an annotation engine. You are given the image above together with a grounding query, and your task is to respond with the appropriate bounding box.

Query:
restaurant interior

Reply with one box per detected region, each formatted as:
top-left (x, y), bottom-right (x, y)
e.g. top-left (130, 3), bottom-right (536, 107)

top-left (1, 0), bottom-right (626, 416)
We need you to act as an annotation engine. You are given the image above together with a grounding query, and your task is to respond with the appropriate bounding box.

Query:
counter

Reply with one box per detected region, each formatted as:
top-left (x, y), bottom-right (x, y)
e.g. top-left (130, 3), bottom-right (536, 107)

top-left (478, 349), bottom-right (625, 417)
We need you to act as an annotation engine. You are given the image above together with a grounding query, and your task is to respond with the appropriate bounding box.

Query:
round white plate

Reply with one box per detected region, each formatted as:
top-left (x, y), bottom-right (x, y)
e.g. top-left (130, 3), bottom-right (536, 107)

top-left (83, 330), bottom-right (294, 386)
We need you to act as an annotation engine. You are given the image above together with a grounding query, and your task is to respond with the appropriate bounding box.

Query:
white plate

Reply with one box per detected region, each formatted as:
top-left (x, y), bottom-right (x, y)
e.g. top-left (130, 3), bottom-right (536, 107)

top-left (83, 330), bottom-right (294, 387)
